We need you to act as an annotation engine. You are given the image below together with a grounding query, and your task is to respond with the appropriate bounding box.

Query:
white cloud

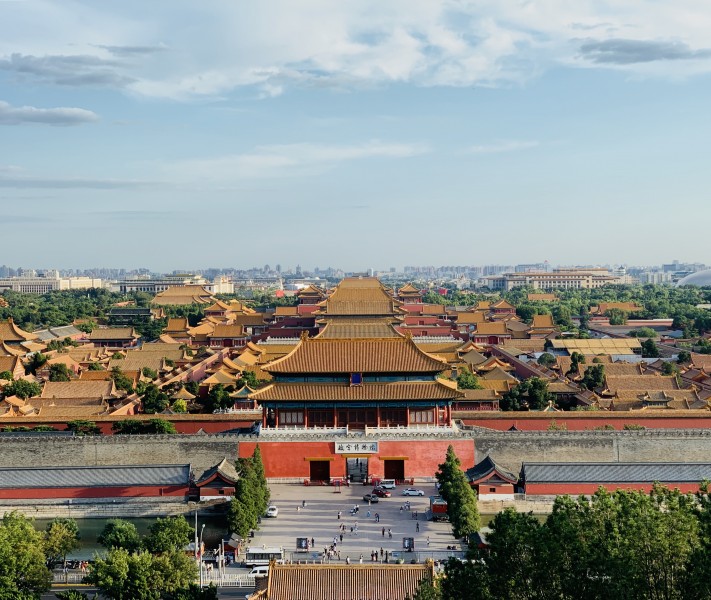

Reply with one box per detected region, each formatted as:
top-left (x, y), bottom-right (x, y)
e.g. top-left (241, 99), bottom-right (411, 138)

top-left (466, 140), bottom-right (540, 154)
top-left (2, 1), bottom-right (711, 100)
top-left (164, 140), bottom-right (429, 181)
top-left (0, 100), bottom-right (98, 125)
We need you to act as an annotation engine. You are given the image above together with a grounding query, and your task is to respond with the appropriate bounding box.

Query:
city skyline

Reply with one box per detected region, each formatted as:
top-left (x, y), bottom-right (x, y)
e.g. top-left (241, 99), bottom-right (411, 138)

top-left (2, 2), bottom-right (711, 269)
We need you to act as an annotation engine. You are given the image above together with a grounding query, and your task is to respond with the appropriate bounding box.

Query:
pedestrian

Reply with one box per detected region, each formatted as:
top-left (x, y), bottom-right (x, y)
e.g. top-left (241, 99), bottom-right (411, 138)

top-left (375, 513), bottom-right (380, 523)
top-left (380, 547), bottom-right (384, 558)
top-left (367, 510), bottom-right (371, 518)
top-left (416, 522), bottom-right (420, 532)
top-left (302, 500), bottom-right (306, 508)
top-left (340, 533), bottom-right (343, 542)
top-left (338, 511), bottom-right (341, 520)
top-left (350, 526), bottom-right (354, 534)
top-left (359, 554), bottom-right (363, 563)
top-left (382, 527), bottom-right (385, 537)
top-left (311, 537), bottom-right (315, 547)
top-left (346, 556), bottom-right (350, 565)
top-left (400, 505), bottom-right (403, 513)
top-left (427, 536), bottom-right (430, 546)
top-left (388, 529), bottom-right (392, 539)
top-left (385, 550), bottom-right (389, 562)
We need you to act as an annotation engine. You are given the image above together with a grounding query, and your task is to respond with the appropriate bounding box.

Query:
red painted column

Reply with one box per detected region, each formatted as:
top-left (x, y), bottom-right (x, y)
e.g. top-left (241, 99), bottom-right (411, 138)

top-left (376, 406), bottom-right (381, 428)
top-left (333, 407), bottom-right (338, 427)
top-left (274, 410), bottom-right (279, 429)
top-left (303, 408), bottom-right (308, 429)
top-left (262, 410), bottom-right (267, 428)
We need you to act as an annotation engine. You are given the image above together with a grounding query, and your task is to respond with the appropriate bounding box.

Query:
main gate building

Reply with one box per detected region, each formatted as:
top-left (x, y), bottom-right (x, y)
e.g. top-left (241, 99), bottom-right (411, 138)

top-left (240, 278), bottom-right (474, 482)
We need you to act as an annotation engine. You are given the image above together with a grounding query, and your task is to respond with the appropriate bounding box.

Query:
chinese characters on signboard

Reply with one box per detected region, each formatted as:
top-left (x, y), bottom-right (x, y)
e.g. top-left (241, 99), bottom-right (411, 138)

top-left (334, 441), bottom-right (379, 454)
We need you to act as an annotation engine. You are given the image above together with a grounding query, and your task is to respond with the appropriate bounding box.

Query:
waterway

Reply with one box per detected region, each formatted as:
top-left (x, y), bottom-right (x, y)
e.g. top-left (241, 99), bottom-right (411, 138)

top-left (34, 514), bottom-right (229, 560)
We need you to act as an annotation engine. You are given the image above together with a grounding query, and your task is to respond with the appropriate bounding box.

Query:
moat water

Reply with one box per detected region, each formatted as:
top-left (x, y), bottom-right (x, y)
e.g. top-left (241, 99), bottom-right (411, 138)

top-left (34, 514), bottom-right (228, 560)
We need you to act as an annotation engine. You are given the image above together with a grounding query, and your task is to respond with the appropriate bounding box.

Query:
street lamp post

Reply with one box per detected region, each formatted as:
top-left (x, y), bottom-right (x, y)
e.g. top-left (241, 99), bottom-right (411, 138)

top-left (199, 524), bottom-right (205, 588)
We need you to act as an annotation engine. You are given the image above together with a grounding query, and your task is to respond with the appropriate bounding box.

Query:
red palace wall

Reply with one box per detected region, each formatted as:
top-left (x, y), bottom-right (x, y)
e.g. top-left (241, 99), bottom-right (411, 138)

top-left (239, 439), bottom-right (475, 480)
top-left (526, 482), bottom-right (705, 496)
top-left (0, 485), bottom-right (188, 500)
top-left (459, 414), bottom-right (711, 431)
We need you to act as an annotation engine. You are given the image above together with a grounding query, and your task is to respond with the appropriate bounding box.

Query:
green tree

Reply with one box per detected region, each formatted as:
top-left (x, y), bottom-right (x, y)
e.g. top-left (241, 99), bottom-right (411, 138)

top-left (435, 445), bottom-right (480, 539)
top-left (456, 367), bottom-right (482, 390)
top-left (32, 425), bottom-right (57, 432)
top-left (87, 361), bottom-right (105, 371)
top-left (239, 370), bottom-right (265, 389)
top-left (111, 367), bottom-right (135, 394)
top-left (112, 419), bottom-right (144, 435)
top-left (501, 377), bottom-right (552, 411)
top-left (2, 379), bottom-right (41, 399)
top-left (537, 352), bottom-right (556, 368)
top-left (581, 364), bottom-right (605, 390)
top-left (76, 321), bottom-right (95, 334)
top-left (629, 327), bottom-right (657, 338)
top-left (677, 350), bottom-right (692, 364)
top-left (143, 418), bottom-right (177, 434)
top-left (410, 578), bottom-right (442, 600)
top-left (641, 338), bottom-right (660, 358)
top-left (566, 351), bottom-right (585, 377)
top-left (66, 420), bottom-right (101, 436)
top-left (86, 548), bottom-right (197, 600)
top-left (607, 308), bottom-right (628, 325)
top-left (0, 511), bottom-right (52, 597)
top-left (144, 516), bottom-right (193, 554)
top-left (170, 584), bottom-right (219, 600)
top-left (49, 363), bottom-right (72, 382)
top-left (662, 361), bottom-right (680, 376)
top-left (483, 508), bottom-right (544, 600)
top-left (140, 384), bottom-right (170, 414)
top-left (56, 591), bottom-right (92, 600)
top-left (205, 384), bottom-right (231, 413)
top-left (98, 519), bottom-right (142, 553)
top-left (44, 517), bottom-right (80, 567)
top-left (0, 370), bottom-right (13, 381)
top-left (25, 352), bottom-right (47, 375)
top-left (172, 399), bottom-right (187, 413)
top-left (142, 367), bottom-right (158, 380)
top-left (227, 496), bottom-right (252, 538)
top-left (440, 557), bottom-right (490, 600)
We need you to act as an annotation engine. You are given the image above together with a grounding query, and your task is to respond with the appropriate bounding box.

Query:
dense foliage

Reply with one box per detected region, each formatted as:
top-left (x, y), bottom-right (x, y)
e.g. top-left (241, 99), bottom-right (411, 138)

top-left (0, 511), bottom-right (53, 598)
top-left (500, 377), bottom-right (552, 411)
top-left (227, 446), bottom-right (269, 538)
top-left (420, 484), bottom-right (711, 600)
top-left (111, 418), bottom-right (177, 435)
top-left (435, 445), bottom-right (480, 539)
top-left (85, 547), bottom-right (197, 600)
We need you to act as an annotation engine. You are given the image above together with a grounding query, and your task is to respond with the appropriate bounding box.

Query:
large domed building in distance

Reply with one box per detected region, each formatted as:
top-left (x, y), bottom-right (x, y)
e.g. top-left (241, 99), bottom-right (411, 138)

top-left (677, 269), bottom-right (711, 287)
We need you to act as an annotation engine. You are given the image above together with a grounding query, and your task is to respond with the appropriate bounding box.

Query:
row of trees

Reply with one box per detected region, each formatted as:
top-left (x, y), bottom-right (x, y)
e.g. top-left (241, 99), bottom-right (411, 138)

top-left (435, 446), bottom-right (480, 539)
top-left (416, 484), bottom-right (711, 600)
top-left (227, 446), bottom-right (269, 538)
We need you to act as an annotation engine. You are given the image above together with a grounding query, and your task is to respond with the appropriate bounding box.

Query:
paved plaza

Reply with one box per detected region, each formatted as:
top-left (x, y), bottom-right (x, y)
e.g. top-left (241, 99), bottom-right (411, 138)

top-left (248, 483), bottom-right (465, 563)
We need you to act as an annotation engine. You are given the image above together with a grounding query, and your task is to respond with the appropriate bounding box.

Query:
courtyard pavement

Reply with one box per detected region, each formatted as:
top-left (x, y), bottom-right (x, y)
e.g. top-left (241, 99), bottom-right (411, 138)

top-left (247, 483), bottom-right (465, 563)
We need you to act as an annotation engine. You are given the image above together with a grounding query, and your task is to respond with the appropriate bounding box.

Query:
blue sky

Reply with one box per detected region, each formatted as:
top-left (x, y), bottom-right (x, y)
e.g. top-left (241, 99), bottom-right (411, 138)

top-left (1, 1), bottom-right (710, 272)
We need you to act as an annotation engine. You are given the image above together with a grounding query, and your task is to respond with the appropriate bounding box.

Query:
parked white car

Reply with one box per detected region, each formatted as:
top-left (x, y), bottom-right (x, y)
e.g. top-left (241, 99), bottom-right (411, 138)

top-left (401, 488), bottom-right (425, 497)
top-left (265, 505), bottom-right (279, 517)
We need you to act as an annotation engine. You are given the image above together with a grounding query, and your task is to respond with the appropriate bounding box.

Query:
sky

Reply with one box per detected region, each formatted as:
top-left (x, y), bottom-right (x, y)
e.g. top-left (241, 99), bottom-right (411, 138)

top-left (1, 0), bottom-right (710, 273)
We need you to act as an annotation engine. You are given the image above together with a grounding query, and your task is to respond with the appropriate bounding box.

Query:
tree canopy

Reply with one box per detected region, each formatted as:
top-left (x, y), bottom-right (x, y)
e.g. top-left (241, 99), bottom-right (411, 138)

top-left (0, 511), bottom-right (52, 598)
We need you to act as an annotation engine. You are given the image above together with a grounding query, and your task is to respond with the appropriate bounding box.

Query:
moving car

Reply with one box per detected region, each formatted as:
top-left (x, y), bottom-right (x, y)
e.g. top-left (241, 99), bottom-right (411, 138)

top-left (265, 505), bottom-right (279, 517)
top-left (371, 487), bottom-right (391, 498)
top-left (362, 493), bottom-right (380, 503)
top-left (402, 488), bottom-right (425, 497)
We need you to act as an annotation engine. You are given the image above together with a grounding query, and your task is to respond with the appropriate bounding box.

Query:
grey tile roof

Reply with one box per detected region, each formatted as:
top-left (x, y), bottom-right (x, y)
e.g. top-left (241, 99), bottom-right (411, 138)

top-left (522, 462), bottom-right (711, 484)
top-left (0, 464), bottom-right (190, 488)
